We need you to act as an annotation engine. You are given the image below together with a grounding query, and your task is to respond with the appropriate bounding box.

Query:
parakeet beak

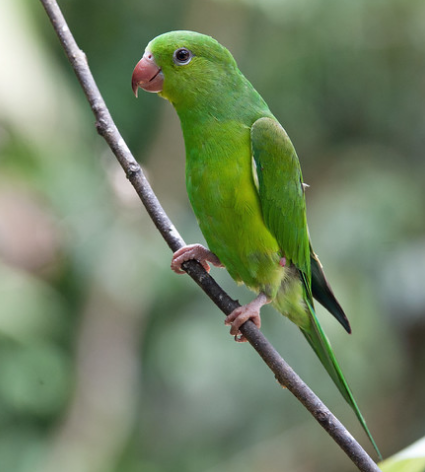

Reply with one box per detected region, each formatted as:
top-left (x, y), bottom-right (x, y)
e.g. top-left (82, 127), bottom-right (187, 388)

top-left (132, 51), bottom-right (163, 97)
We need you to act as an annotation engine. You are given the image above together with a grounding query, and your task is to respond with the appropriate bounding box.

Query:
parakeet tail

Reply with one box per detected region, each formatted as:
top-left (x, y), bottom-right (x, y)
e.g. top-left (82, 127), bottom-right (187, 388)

top-left (302, 300), bottom-right (381, 459)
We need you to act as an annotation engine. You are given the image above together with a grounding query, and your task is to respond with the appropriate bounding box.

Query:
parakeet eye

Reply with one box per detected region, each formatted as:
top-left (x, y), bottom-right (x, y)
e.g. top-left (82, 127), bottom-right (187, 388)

top-left (173, 48), bottom-right (193, 65)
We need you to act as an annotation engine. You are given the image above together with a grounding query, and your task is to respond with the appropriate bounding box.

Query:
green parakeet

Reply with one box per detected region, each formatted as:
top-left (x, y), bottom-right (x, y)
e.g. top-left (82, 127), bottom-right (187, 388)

top-left (132, 30), bottom-right (379, 456)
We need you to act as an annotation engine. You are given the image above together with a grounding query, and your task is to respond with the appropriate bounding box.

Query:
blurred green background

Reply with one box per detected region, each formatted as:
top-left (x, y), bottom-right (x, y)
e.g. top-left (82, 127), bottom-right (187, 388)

top-left (1, 0), bottom-right (424, 471)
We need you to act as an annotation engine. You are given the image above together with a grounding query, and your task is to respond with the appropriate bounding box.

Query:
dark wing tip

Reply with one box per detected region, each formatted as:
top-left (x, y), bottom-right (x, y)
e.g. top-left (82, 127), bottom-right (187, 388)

top-left (310, 254), bottom-right (352, 333)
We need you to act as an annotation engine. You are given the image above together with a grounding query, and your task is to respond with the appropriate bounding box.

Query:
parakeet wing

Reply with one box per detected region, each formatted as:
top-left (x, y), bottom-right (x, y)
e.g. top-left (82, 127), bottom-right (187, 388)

top-left (251, 117), bottom-right (310, 281)
top-left (251, 117), bottom-right (351, 332)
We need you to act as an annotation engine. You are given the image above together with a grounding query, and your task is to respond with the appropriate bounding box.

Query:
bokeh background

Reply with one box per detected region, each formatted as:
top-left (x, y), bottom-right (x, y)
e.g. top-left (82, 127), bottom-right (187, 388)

top-left (1, 0), bottom-right (425, 471)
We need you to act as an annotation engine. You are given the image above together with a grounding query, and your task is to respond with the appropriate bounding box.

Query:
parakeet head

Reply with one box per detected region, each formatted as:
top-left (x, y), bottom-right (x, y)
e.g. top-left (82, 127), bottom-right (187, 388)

top-left (132, 31), bottom-right (240, 107)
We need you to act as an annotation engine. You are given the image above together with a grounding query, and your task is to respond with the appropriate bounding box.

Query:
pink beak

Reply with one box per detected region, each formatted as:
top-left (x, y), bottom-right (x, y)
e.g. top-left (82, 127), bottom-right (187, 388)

top-left (131, 51), bottom-right (163, 97)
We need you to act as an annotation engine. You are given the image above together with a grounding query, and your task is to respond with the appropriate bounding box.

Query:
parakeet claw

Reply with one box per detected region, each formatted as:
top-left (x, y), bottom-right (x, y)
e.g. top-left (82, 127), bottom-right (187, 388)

top-left (171, 244), bottom-right (224, 274)
top-left (225, 293), bottom-right (271, 342)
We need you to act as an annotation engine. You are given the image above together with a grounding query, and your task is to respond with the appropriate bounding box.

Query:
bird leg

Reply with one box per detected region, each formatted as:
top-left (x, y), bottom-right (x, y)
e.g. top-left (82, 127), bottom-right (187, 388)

top-left (225, 292), bottom-right (271, 343)
top-left (171, 243), bottom-right (224, 274)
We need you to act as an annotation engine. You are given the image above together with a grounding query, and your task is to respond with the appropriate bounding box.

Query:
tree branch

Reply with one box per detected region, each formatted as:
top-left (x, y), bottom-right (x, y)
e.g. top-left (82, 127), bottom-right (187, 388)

top-left (39, 1), bottom-right (381, 470)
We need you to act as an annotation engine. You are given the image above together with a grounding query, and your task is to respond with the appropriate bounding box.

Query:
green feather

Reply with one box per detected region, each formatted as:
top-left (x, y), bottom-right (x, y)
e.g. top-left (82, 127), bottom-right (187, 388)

top-left (142, 30), bottom-right (380, 457)
top-left (301, 281), bottom-right (381, 458)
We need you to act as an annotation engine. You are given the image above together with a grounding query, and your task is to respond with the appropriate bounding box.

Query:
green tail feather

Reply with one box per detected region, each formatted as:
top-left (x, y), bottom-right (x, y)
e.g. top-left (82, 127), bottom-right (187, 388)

top-left (302, 300), bottom-right (382, 459)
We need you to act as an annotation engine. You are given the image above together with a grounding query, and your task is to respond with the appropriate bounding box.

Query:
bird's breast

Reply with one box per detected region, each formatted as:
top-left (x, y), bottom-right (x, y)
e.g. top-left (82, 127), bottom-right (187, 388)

top-left (184, 124), bottom-right (283, 294)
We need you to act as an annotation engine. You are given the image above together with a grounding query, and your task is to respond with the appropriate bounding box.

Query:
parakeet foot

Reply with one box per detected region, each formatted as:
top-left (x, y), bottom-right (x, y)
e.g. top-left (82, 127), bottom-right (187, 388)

top-left (171, 244), bottom-right (224, 274)
top-left (225, 293), bottom-right (271, 342)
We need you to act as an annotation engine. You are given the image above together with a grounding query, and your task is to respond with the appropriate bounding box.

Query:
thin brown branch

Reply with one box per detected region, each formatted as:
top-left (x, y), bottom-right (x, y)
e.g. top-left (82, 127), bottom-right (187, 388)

top-left (38, 1), bottom-right (381, 470)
